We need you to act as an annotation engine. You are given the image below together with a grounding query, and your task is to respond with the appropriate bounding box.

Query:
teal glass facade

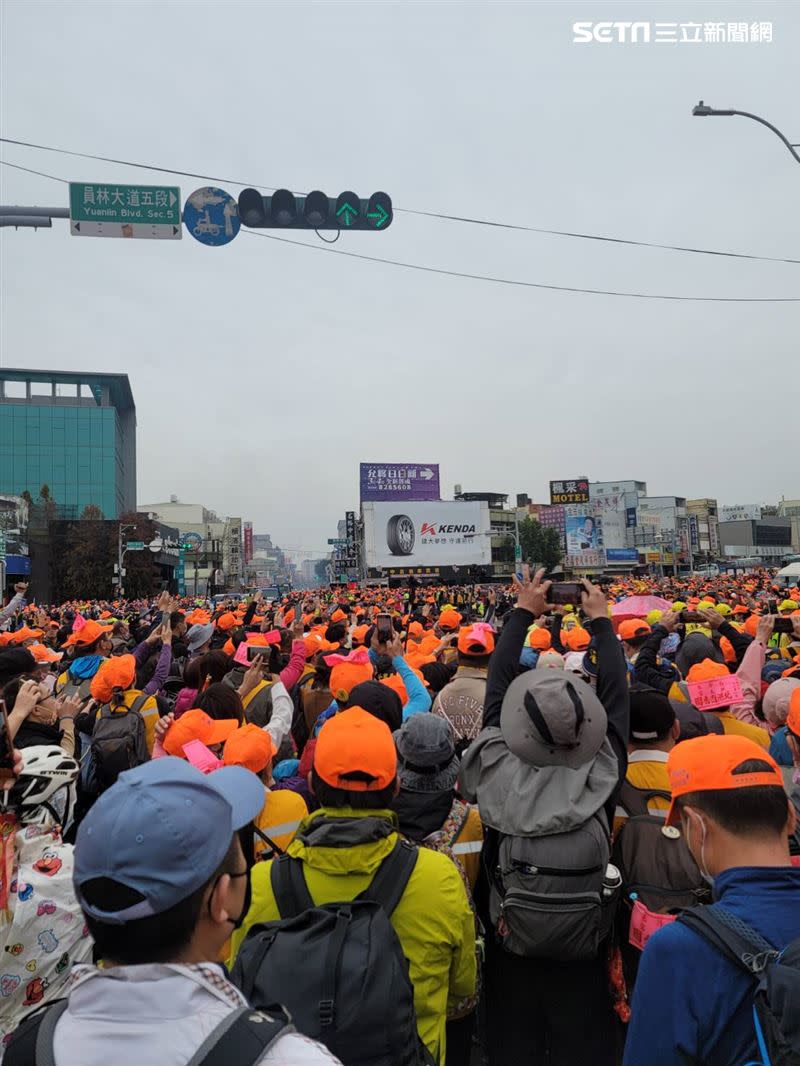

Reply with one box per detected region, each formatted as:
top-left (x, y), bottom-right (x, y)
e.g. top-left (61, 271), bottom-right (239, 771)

top-left (0, 371), bottom-right (136, 519)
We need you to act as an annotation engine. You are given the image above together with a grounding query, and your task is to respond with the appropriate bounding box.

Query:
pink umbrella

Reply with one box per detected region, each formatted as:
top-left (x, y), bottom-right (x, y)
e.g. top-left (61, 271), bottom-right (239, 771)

top-left (611, 595), bottom-right (672, 619)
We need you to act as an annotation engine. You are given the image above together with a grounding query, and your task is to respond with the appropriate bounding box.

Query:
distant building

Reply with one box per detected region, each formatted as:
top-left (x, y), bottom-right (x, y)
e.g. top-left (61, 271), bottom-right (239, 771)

top-left (686, 498), bottom-right (720, 560)
top-left (140, 497), bottom-right (242, 593)
top-left (718, 516), bottom-right (794, 560)
top-left (0, 368), bottom-right (136, 518)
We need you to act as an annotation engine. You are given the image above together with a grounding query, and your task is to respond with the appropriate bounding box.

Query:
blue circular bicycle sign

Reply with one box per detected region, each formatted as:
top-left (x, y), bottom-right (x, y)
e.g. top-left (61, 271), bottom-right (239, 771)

top-left (183, 186), bottom-right (240, 247)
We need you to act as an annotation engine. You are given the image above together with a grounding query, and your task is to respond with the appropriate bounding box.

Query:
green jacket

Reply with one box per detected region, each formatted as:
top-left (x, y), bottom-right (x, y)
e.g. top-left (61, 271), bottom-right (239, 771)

top-left (230, 806), bottom-right (477, 1064)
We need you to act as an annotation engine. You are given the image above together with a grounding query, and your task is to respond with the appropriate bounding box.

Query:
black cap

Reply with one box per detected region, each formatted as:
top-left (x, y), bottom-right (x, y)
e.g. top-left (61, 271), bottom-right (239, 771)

top-left (344, 680), bottom-right (403, 732)
top-left (0, 648), bottom-right (37, 687)
top-left (629, 685), bottom-right (676, 742)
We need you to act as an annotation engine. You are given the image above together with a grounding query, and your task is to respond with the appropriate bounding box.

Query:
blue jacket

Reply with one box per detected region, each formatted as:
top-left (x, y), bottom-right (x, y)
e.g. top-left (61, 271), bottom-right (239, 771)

top-left (367, 649), bottom-right (432, 719)
top-left (770, 725), bottom-right (793, 767)
top-left (624, 866), bottom-right (800, 1065)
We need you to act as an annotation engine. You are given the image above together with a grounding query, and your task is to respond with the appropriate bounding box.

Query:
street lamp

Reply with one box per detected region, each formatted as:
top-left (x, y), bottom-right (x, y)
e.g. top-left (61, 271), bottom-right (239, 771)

top-left (692, 101), bottom-right (800, 166)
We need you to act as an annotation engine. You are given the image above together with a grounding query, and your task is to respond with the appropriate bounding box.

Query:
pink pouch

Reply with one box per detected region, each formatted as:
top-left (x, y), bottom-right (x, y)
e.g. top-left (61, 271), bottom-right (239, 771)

top-left (182, 739), bottom-right (223, 774)
top-left (629, 899), bottom-right (677, 951)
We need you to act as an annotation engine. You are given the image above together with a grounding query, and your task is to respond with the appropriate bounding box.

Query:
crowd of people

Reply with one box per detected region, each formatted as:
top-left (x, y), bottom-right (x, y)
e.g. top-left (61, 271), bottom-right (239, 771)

top-left (0, 566), bottom-right (799, 1065)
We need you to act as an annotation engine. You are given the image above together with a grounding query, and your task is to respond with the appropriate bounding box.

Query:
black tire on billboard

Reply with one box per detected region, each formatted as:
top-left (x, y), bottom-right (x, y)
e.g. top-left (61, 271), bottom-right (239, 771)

top-left (386, 514), bottom-right (415, 556)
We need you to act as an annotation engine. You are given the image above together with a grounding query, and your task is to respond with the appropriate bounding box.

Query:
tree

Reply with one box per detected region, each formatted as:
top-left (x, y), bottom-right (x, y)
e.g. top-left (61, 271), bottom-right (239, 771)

top-left (38, 484), bottom-right (58, 524)
top-left (58, 505), bottom-right (113, 600)
top-left (518, 517), bottom-right (564, 572)
top-left (119, 512), bottom-right (160, 598)
top-left (314, 558), bottom-right (330, 584)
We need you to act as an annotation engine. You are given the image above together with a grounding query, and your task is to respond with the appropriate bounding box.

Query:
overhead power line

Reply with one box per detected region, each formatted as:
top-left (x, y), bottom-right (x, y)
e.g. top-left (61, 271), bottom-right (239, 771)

top-left (2, 144), bottom-right (798, 302)
top-left (242, 231), bottom-right (800, 302)
top-left (1, 135), bottom-right (798, 266)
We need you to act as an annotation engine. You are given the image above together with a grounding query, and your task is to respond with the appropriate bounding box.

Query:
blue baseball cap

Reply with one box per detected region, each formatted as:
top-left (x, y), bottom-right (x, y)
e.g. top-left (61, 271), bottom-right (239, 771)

top-left (74, 757), bottom-right (264, 924)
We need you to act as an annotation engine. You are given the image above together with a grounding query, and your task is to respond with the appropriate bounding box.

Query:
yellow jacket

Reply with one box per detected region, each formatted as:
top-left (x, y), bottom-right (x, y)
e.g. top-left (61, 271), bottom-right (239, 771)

top-left (230, 806), bottom-right (476, 1065)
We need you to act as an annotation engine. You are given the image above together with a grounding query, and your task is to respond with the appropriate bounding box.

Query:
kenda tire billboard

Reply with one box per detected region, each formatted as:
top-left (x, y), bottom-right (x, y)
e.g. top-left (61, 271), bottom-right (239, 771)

top-left (363, 501), bottom-right (491, 569)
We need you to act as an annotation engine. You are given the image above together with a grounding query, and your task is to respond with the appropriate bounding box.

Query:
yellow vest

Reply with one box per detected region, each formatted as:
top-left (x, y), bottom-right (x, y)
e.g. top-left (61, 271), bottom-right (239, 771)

top-left (254, 789), bottom-right (308, 857)
top-left (712, 712), bottom-right (770, 749)
top-left (93, 690), bottom-right (159, 753)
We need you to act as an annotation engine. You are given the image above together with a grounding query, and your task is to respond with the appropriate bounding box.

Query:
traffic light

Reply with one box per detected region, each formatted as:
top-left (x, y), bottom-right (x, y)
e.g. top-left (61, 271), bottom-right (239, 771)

top-left (237, 189), bottom-right (392, 231)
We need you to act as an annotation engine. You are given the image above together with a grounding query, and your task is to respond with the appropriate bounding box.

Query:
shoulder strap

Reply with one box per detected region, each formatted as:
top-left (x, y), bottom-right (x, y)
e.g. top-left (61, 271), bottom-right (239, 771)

top-left (129, 692), bottom-right (152, 716)
top-left (270, 854), bottom-right (315, 919)
top-left (678, 905), bottom-right (779, 977)
top-left (617, 779), bottom-right (672, 817)
top-left (360, 838), bottom-right (419, 916)
top-left (4, 999), bottom-right (68, 1066)
top-left (242, 680), bottom-right (271, 712)
top-left (186, 1004), bottom-right (293, 1066)
top-left (442, 799), bottom-right (471, 849)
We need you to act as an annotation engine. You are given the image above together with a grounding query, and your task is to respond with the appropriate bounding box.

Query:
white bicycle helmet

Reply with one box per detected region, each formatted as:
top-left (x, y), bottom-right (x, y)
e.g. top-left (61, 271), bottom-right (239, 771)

top-left (2, 745), bottom-right (79, 827)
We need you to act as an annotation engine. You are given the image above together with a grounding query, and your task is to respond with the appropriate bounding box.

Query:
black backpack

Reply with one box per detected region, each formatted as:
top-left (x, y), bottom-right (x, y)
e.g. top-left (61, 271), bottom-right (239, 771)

top-left (489, 811), bottom-right (618, 961)
top-left (231, 837), bottom-right (435, 1066)
top-left (3, 999), bottom-right (291, 1066)
top-left (678, 904), bottom-right (800, 1066)
top-left (612, 784), bottom-right (710, 988)
top-left (90, 694), bottom-right (151, 791)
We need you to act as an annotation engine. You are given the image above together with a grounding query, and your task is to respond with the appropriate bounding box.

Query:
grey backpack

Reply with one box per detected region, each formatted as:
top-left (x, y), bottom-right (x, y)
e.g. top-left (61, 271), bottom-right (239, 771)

top-left (90, 694), bottom-right (151, 791)
top-left (490, 811), bottom-right (618, 961)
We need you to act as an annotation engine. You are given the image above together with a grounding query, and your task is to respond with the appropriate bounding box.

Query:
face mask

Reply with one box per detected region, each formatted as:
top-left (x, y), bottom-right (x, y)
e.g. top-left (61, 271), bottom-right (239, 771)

top-left (684, 810), bottom-right (714, 887)
top-left (209, 866), bottom-right (252, 931)
top-left (227, 869), bottom-right (252, 930)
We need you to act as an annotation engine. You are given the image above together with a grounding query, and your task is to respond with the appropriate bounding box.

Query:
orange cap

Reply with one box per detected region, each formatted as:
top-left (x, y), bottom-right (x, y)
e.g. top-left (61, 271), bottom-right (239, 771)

top-left (89, 654), bottom-right (137, 704)
top-left (618, 619), bottom-right (651, 641)
top-left (685, 658), bottom-right (730, 684)
top-left (719, 637), bottom-right (737, 665)
top-left (329, 659), bottom-right (374, 703)
top-left (407, 621), bottom-right (424, 638)
top-left (439, 609), bottom-right (462, 632)
top-left (62, 619), bottom-right (108, 648)
top-left (304, 632), bottom-right (339, 659)
top-left (29, 643), bottom-right (63, 663)
top-left (564, 627), bottom-right (591, 652)
top-left (283, 608), bottom-right (296, 626)
top-left (163, 709), bottom-right (240, 757)
top-left (380, 673), bottom-right (409, 707)
top-left (331, 609), bottom-right (348, 624)
top-left (457, 624), bottom-right (496, 657)
top-left (351, 624), bottom-right (370, 647)
top-left (223, 723), bottom-right (276, 773)
top-left (744, 615), bottom-right (760, 637)
top-left (665, 734), bottom-right (783, 825)
top-left (216, 612), bottom-right (238, 631)
top-left (314, 707), bottom-right (397, 791)
top-left (7, 626), bottom-right (44, 645)
top-left (732, 605), bottom-right (749, 616)
top-left (528, 628), bottom-right (552, 651)
top-left (786, 687), bottom-right (800, 737)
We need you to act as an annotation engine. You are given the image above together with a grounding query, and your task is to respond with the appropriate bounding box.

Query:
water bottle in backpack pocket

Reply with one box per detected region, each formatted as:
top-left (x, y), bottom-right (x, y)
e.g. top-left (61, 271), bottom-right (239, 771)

top-left (611, 786), bottom-right (711, 991)
top-left (490, 811), bottom-right (619, 961)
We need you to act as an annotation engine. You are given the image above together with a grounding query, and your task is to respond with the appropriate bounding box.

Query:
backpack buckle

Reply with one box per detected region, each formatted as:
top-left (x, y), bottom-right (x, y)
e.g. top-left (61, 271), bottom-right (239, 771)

top-left (319, 998), bottom-right (335, 1027)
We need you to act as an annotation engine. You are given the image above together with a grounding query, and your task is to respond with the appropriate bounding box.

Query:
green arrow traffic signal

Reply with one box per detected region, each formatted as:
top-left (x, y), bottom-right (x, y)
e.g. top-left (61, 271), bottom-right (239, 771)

top-left (367, 204), bottom-right (388, 227)
top-left (335, 191), bottom-right (360, 227)
top-left (336, 202), bottom-right (357, 226)
top-left (237, 189), bottom-right (391, 231)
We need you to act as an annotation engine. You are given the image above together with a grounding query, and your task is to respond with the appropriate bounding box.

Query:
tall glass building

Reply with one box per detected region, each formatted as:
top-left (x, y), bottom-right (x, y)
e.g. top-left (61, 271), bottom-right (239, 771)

top-left (0, 369), bottom-right (136, 518)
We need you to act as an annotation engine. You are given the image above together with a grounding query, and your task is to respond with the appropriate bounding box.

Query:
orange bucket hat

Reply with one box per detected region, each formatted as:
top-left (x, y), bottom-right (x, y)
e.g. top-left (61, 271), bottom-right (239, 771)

top-left (90, 654), bottom-right (137, 704)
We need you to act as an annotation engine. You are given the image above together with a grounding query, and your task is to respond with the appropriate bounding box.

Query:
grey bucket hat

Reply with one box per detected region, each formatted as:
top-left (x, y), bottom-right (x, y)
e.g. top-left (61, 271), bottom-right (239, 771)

top-left (500, 670), bottom-right (607, 770)
top-left (394, 714), bottom-right (460, 792)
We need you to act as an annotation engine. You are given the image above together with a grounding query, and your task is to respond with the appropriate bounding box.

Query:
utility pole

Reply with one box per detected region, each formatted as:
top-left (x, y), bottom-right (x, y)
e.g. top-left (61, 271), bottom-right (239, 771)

top-left (117, 522), bottom-right (136, 597)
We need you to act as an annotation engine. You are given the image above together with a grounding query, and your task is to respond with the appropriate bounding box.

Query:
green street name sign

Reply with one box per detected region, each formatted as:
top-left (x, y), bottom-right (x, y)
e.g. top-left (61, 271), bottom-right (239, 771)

top-left (69, 182), bottom-right (182, 239)
top-left (126, 540), bottom-right (145, 550)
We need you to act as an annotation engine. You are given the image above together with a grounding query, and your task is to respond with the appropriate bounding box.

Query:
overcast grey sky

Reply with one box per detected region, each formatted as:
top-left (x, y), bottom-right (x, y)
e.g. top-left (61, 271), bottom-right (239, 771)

top-left (1, 0), bottom-right (798, 556)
